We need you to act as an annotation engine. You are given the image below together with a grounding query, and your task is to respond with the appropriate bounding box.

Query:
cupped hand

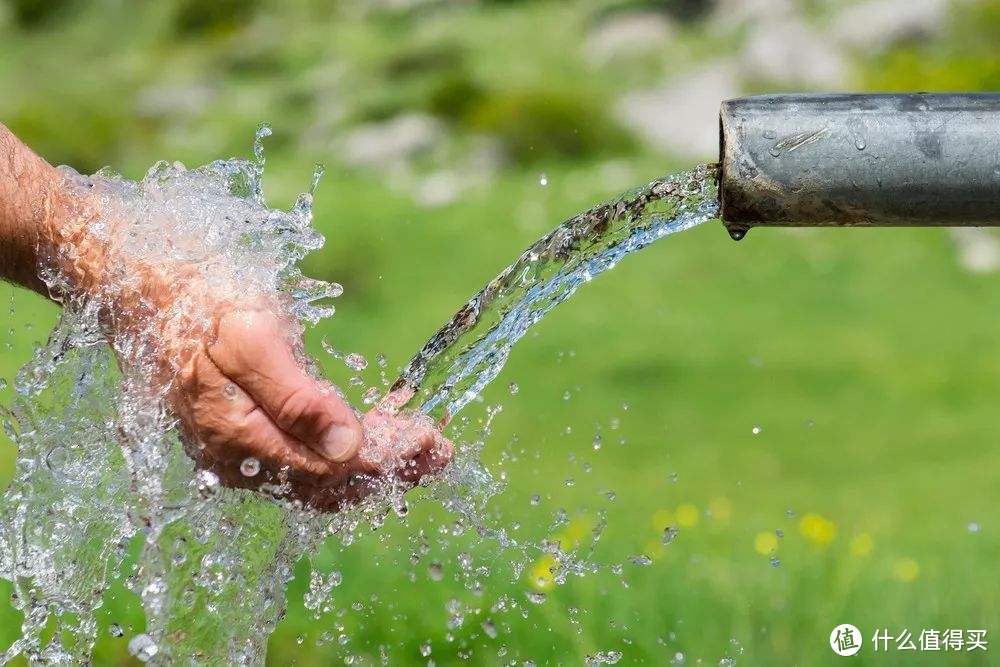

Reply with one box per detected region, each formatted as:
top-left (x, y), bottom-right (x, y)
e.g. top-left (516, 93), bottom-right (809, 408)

top-left (164, 304), bottom-right (452, 511)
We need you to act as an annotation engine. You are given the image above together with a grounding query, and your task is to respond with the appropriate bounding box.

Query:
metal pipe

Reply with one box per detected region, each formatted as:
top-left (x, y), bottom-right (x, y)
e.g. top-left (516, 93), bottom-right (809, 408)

top-left (719, 93), bottom-right (1000, 239)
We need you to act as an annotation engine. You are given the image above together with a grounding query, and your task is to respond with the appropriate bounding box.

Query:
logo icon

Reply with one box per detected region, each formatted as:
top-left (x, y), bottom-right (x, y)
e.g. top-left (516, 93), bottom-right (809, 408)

top-left (831, 624), bottom-right (863, 656)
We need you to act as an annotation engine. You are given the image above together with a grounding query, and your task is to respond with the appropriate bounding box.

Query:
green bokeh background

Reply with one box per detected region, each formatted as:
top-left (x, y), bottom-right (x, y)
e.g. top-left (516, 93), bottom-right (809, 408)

top-left (2, 0), bottom-right (1000, 664)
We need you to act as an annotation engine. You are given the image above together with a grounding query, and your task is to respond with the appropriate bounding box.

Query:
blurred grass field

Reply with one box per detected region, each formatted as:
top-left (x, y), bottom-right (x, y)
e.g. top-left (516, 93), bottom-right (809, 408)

top-left (2, 0), bottom-right (1000, 664)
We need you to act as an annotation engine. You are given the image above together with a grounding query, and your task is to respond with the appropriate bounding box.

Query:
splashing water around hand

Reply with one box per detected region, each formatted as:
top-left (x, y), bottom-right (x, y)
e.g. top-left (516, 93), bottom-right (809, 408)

top-left (0, 124), bottom-right (719, 663)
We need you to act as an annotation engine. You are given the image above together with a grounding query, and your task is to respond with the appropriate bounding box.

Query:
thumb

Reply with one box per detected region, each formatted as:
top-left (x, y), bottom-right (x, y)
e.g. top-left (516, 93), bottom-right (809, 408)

top-left (207, 309), bottom-right (362, 462)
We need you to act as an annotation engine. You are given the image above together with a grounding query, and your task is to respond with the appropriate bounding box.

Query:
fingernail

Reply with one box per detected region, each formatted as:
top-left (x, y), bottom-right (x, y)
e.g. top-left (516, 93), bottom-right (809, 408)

top-left (320, 424), bottom-right (361, 462)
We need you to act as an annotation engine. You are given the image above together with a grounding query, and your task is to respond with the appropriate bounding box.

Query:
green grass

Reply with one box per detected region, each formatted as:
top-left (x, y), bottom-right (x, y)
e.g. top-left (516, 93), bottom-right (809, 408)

top-left (2, 0), bottom-right (1000, 664)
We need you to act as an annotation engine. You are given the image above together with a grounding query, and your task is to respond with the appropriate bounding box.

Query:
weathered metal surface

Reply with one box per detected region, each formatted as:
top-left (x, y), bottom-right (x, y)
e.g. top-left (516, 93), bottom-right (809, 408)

top-left (719, 93), bottom-right (1000, 236)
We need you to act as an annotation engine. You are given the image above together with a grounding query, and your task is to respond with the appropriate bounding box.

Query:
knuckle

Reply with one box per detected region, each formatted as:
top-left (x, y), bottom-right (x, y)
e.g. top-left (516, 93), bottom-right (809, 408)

top-left (274, 386), bottom-right (331, 438)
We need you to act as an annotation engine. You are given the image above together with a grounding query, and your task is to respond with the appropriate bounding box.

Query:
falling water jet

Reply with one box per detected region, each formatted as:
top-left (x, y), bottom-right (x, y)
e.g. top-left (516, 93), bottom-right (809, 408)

top-left (391, 164), bottom-right (721, 423)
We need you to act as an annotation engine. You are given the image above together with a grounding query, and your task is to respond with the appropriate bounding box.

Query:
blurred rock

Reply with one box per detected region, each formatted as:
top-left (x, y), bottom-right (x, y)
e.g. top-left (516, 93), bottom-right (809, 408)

top-left (616, 62), bottom-right (740, 159)
top-left (342, 113), bottom-right (444, 170)
top-left (739, 16), bottom-right (848, 87)
top-left (136, 82), bottom-right (216, 118)
top-left (414, 170), bottom-right (464, 207)
top-left (709, 0), bottom-right (796, 29)
top-left (949, 228), bottom-right (1000, 274)
top-left (832, 0), bottom-right (949, 49)
top-left (584, 11), bottom-right (677, 65)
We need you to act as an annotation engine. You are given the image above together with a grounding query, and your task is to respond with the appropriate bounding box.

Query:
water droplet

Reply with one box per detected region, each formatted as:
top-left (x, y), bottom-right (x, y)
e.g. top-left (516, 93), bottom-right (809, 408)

top-left (482, 619), bottom-right (498, 638)
top-left (253, 123), bottom-right (272, 164)
top-left (362, 387), bottom-right (381, 405)
top-left (345, 353), bottom-right (368, 371)
top-left (854, 137), bottom-right (866, 150)
top-left (751, 425), bottom-right (762, 436)
top-left (222, 383), bottom-right (239, 401)
top-left (428, 562), bottom-right (444, 581)
top-left (240, 457), bottom-right (261, 477)
top-left (109, 623), bottom-right (124, 638)
top-left (968, 521), bottom-right (982, 533)
top-left (321, 338), bottom-right (342, 358)
top-left (420, 642), bottom-right (432, 657)
top-left (587, 650), bottom-right (624, 665)
top-left (562, 390), bottom-right (571, 400)
top-left (769, 556), bottom-right (780, 568)
top-left (662, 526), bottom-right (679, 544)
top-left (508, 382), bottom-right (519, 395)
top-left (727, 226), bottom-right (747, 241)
top-left (775, 529), bottom-right (784, 538)
top-left (128, 634), bottom-right (158, 662)
top-left (310, 163), bottom-right (325, 194)
top-left (196, 469), bottom-right (220, 500)
top-left (525, 591), bottom-right (547, 604)
top-left (538, 174), bottom-right (548, 187)
top-left (530, 494), bottom-right (541, 506)
top-left (630, 555), bottom-right (652, 566)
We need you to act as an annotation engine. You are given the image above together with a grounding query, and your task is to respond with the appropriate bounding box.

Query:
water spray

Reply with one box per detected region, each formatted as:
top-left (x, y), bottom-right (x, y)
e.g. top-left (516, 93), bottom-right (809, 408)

top-left (719, 93), bottom-right (1000, 240)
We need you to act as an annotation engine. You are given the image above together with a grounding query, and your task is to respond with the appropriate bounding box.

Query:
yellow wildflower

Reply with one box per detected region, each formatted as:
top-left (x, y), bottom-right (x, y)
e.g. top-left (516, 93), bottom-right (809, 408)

top-left (530, 554), bottom-right (556, 590)
top-left (892, 558), bottom-right (919, 583)
top-left (799, 513), bottom-right (837, 547)
top-left (554, 516), bottom-right (592, 551)
top-left (528, 515), bottom-right (593, 591)
top-left (708, 497), bottom-right (732, 523)
top-left (675, 503), bottom-right (699, 528)
top-left (754, 531), bottom-right (779, 555)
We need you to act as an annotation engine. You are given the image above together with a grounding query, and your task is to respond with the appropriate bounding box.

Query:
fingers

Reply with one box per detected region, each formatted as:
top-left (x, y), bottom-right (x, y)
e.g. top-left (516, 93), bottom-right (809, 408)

top-left (175, 351), bottom-right (340, 480)
top-left (172, 309), bottom-right (454, 513)
top-left (207, 309), bottom-right (362, 463)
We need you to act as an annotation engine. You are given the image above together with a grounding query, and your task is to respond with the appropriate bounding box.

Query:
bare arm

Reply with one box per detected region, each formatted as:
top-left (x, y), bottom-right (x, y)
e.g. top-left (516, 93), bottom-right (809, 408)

top-left (0, 123), bottom-right (63, 294)
top-left (0, 122), bottom-right (450, 510)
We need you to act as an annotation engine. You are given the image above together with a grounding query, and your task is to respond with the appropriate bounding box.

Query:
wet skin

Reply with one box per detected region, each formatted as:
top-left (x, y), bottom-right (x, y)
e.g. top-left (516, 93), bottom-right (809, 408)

top-left (0, 122), bottom-right (452, 510)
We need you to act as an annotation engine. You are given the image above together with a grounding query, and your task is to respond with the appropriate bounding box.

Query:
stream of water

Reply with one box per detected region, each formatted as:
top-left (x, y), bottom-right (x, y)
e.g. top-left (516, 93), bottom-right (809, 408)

top-left (0, 130), bottom-right (719, 664)
top-left (393, 163), bottom-right (719, 422)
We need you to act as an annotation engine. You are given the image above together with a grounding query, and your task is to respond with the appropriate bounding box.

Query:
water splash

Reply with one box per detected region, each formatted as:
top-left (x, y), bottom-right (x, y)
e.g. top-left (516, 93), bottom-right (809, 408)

top-left (0, 126), bottom-right (437, 664)
top-left (392, 163), bottom-right (719, 422)
top-left (0, 124), bottom-right (720, 663)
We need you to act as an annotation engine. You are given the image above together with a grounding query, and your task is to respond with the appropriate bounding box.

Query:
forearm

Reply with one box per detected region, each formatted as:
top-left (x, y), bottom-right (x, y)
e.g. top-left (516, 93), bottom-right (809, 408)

top-left (0, 123), bottom-right (133, 306)
top-left (0, 123), bottom-right (65, 295)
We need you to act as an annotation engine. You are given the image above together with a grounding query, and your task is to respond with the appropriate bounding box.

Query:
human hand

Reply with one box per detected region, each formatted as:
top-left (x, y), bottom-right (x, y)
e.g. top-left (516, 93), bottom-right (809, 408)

top-left (41, 180), bottom-right (451, 511)
top-left (0, 121), bottom-right (452, 510)
top-left (170, 303), bottom-right (452, 510)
